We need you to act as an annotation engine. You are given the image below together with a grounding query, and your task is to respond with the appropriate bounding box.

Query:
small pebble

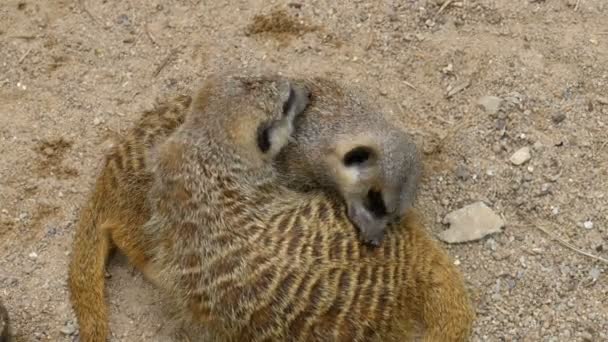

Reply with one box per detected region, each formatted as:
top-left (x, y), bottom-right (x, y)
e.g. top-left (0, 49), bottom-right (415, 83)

top-left (510, 147), bottom-right (531, 165)
top-left (455, 164), bottom-right (469, 180)
top-left (93, 117), bottom-right (102, 126)
top-left (28, 251), bottom-right (38, 260)
top-left (589, 267), bottom-right (600, 281)
top-left (551, 112), bottom-right (566, 124)
top-left (60, 322), bottom-right (77, 336)
top-left (116, 14), bottom-right (131, 26)
top-left (477, 95), bottom-right (502, 115)
top-left (485, 238), bottom-right (497, 251)
top-left (441, 63), bottom-right (454, 74)
top-left (583, 220), bottom-right (593, 229)
top-left (538, 183), bottom-right (551, 196)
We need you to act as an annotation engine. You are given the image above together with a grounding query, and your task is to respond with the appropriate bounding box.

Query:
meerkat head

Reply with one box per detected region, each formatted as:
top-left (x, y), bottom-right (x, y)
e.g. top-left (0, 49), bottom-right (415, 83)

top-left (318, 130), bottom-right (419, 246)
top-left (186, 71), bottom-right (310, 163)
top-left (275, 77), bottom-right (421, 246)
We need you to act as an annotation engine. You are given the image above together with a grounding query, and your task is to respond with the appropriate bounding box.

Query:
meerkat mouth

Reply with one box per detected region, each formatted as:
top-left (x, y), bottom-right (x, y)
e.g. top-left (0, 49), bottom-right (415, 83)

top-left (364, 189), bottom-right (388, 218)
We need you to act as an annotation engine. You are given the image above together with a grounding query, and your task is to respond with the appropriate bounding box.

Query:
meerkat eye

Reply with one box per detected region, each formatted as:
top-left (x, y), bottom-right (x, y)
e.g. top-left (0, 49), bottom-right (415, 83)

top-left (343, 146), bottom-right (373, 166)
top-left (365, 189), bottom-right (388, 218)
top-left (282, 87), bottom-right (296, 116)
top-left (256, 123), bottom-right (272, 153)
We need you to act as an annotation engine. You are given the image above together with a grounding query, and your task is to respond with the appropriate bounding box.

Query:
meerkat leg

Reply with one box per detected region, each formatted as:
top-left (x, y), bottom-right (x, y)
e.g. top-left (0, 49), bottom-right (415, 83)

top-left (105, 222), bottom-right (165, 287)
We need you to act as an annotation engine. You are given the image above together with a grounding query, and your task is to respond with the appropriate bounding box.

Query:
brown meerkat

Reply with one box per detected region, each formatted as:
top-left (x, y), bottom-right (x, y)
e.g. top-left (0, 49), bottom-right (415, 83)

top-left (68, 71), bottom-right (474, 341)
top-left (0, 299), bottom-right (10, 342)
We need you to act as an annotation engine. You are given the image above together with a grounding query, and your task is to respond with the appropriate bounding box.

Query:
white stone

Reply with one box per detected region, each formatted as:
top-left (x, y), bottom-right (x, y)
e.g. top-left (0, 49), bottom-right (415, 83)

top-left (439, 201), bottom-right (505, 243)
top-left (510, 147), bottom-right (531, 165)
top-left (477, 96), bottom-right (503, 115)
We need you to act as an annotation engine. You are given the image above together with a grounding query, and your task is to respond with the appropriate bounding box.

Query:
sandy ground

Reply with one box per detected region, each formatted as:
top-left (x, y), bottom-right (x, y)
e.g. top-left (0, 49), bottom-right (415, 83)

top-left (1, 0), bottom-right (607, 341)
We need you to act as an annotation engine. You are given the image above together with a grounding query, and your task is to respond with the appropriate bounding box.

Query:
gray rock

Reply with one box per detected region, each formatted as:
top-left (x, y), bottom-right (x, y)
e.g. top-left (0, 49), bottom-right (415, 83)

top-left (551, 112), bottom-right (566, 124)
top-left (455, 164), bottom-right (469, 180)
top-left (589, 267), bottom-right (600, 281)
top-left (60, 321), bottom-right (77, 336)
top-left (439, 201), bottom-right (505, 243)
top-left (510, 147), bottom-right (531, 165)
top-left (478, 96), bottom-right (503, 115)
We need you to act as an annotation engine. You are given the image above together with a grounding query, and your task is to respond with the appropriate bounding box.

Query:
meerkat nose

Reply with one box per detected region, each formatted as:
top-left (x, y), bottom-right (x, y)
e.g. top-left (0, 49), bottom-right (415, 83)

top-left (365, 189), bottom-right (388, 218)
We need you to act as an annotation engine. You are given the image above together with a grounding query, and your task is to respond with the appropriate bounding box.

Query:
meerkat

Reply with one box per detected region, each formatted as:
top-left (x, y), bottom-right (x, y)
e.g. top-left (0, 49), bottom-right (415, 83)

top-left (0, 299), bottom-right (10, 342)
top-left (68, 71), bottom-right (474, 341)
top-left (276, 78), bottom-right (421, 246)
top-left (140, 72), bottom-right (474, 341)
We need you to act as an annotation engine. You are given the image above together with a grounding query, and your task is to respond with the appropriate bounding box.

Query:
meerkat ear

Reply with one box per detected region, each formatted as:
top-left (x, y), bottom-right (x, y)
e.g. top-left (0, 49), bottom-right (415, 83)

top-left (256, 81), bottom-right (310, 157)
top-left (281, 81), bottom-right (310, 119)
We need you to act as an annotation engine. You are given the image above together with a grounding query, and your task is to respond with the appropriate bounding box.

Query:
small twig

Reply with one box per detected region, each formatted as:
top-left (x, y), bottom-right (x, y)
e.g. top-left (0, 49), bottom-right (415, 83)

top-left (436, 0), bottom-right (455, 16)
top-left (153, 48), bottom-right (179, 77)
top-left (10, 35), bottom-right (37, 40)
top-left (529, 222), bottom-right (608, 264)
top-left (434, 115), bottom-right (455, 126)
top-left (18, 48), bottom-right (32, 64)
top-left (493, 304), bottom-right (510, 316)
top-left (445, 79), bottom-right (471, 98)
top-left (574, 0), bottom-right (581, 11)
top-left (79, 0), bottom-right (101, 25)
top-left (403, 80), bottom-right (417, 91)
top-left (145, 22), bottom-right (158, 46)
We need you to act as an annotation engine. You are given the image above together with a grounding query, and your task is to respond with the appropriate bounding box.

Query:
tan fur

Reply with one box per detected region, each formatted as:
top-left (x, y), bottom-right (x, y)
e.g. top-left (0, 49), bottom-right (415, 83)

top-left (68, 72), bottom-right (474, 341)
top-left (0, 299), bottom-right (10, 342)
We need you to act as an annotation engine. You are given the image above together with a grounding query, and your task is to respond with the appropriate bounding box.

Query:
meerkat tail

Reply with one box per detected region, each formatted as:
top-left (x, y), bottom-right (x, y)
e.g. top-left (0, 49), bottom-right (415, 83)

top-left (67, 197), bottom-right (112, 342)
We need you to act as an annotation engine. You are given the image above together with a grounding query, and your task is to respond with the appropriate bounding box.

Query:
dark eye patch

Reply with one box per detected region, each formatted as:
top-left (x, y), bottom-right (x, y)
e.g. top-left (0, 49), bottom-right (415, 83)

top-left (343, 146), bottom-right (373, 166)
top-left (282, 87), bottom-right (296, 116)
top-left (257, 122), bottom-right (272, 153)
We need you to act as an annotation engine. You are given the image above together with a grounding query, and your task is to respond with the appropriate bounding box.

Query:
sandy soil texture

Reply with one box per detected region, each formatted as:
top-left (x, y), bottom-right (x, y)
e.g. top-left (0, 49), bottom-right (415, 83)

top-left (1, 0), bottom-right (607, 341)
